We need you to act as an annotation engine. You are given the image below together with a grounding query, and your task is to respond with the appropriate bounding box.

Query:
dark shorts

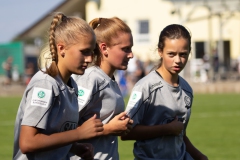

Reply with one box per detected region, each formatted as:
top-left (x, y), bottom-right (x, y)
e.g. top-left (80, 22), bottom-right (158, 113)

top-left (6, 71), bottom-right (12, 79)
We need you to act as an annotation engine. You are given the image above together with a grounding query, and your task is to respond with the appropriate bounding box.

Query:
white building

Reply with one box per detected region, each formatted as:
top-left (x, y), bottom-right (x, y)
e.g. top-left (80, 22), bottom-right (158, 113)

top-left (15, 0), bottom-right (240, 81)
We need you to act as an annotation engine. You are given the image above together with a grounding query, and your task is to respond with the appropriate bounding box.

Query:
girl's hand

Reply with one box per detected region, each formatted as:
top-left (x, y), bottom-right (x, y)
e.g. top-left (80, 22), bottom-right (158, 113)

top-left (168, 116), bottom-right (184, 136)
top-left (122, 115), bottom-right (133, 136)
top-left (71, 143), bottom-right (94, 160)
top-left (104, 112), bottom-right (133, 136)
top-left (76, 114), bottom-right (104, 140)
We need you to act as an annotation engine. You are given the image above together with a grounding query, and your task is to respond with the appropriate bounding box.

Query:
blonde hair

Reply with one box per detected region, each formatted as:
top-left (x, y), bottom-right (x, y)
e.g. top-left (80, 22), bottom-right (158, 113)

top-left (89, 17), bottom-right (131, 66)
top-left (38, 12), bottom-right (95, 77)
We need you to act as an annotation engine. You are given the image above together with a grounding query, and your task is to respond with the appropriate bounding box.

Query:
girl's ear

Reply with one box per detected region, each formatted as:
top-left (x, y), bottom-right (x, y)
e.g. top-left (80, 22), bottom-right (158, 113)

top-left (99, 43), bottom-right (108, 56)
top-left (158, 48), bottom-right (163, 58)
top-left (57, 43), bottom-right (65, 57)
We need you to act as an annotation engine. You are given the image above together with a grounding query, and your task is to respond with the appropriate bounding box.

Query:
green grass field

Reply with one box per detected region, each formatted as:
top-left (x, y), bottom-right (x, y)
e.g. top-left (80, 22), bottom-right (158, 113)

top-left (1, 94), bottom-right (240, 160)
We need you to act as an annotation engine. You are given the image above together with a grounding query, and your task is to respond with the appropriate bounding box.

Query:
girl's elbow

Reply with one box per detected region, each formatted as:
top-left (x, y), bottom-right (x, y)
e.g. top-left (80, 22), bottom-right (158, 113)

top-left (19, 140), bottom-right (34, 154)
top-left (20, 144), bottom-right (29, 154)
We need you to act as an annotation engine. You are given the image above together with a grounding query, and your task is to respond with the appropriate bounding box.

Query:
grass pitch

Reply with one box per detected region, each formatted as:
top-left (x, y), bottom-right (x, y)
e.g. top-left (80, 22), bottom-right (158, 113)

top-left (1, 94), bottom-right (240, 160)
top-left (120, 93), bottom-right (240, 160)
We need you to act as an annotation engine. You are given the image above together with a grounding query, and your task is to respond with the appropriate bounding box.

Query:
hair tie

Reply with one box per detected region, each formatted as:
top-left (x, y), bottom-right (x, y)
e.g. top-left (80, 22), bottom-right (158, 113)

top-left (94, 18), bottom-right (102, 29)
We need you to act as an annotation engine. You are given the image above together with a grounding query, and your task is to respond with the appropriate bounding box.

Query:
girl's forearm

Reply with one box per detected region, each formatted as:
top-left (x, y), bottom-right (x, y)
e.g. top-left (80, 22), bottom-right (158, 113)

top-left (20, 126), bottom-right (79, 153)
top-left (121, 124), bottom-right (172, 140)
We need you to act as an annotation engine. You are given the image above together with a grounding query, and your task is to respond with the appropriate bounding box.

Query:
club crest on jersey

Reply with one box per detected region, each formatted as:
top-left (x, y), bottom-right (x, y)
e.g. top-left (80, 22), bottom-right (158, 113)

top-left (31, 87), bottom-right (52, 108)
top-left (184, 96), bottom-right (191, 109)
top-left (77, 86), bottom-right (91, 110)
top-left (132, 93), bottom-right (137, 100)
top-left (78, 89), bottom-right (84, 96)
top-left (125, 91), bottom-right (142, 117)
top-left (37, 91), bottom-right (45, 98)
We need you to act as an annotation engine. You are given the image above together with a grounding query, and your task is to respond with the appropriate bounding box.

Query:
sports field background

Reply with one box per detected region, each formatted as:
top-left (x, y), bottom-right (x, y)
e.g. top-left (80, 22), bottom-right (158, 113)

top-left (0, 94), bottom-right (240, 160)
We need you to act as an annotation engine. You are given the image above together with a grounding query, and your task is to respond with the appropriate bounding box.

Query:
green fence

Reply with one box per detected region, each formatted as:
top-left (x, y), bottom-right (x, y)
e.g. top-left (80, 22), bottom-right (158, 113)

top-left (0, 42), bottom-right (24, 75)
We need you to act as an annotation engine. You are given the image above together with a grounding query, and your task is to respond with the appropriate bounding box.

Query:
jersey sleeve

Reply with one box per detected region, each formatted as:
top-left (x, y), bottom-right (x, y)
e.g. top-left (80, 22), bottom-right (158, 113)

top-left (21, 79), bottom-right (59, 129)
top-left (125, 89), bottom-right (143, 118)
top-left (125, 71), bottom-right (163, 127)
top-left (75, 75), bottom-right (96, 112)
top-left (125, 84), bottom-right (149, 127)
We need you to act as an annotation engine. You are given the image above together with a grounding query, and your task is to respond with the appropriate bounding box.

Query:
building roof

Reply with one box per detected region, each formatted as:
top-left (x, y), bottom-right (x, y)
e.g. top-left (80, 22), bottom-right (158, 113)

top-left (14, 0), bottom-right (87, 42)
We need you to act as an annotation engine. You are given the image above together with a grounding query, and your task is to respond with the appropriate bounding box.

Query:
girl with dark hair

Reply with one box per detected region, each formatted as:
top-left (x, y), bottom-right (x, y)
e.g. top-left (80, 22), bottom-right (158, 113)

top-left (122, 24), bottom-right (208, 160)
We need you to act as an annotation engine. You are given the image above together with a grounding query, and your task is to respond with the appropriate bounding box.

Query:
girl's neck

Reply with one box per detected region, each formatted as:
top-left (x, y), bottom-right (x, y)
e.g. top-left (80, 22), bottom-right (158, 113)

top-left (57, 65), bottom-right (70, 84)
top-left (156, 68), bottom-right (179, 87)
top-left (99, 63), bottom-right (115, 79)
top-left (59, 72), bottom-right (70, 85)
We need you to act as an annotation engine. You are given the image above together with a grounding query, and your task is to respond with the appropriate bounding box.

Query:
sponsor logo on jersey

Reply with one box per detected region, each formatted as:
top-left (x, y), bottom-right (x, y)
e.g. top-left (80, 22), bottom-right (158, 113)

top-left (60, 121), bottom-right (77, 132)
top-left (184, 96), bottom-right (191, 109)
top-left (78, 89), bottom-right (84, 96)
top-left (150, 81), bottom-right (162, 90)
top-left (98, 79), bottom-right (106, 87)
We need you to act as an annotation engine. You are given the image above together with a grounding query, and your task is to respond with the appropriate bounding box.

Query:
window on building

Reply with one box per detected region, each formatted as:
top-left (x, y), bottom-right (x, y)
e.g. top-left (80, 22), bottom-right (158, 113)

top-left (136, 20), bottom-right (150, 42)
top-left (195, 42), bottom-right (205, 59)
top-left (138, 20), bottom-right (149, 34)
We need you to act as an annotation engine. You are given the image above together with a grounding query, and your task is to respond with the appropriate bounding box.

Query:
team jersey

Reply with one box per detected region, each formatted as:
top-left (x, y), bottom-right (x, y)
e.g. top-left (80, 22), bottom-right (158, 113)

top-left (125, 70), bottom-right (194, 160)
top-left (13, 71), bottom-right (79, 160)
top-left (71, 66), bottom-right (125, 160)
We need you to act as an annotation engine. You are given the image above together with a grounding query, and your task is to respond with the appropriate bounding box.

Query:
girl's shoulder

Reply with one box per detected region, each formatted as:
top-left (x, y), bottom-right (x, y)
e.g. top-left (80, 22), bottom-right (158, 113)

top-left (73, 66), bottom-right (110, 91)
top-left (133, 71), bottom-right (164, 93)
top-left (178, 76), bottom-right (193, 94)
top-left (26, 71), bottom-right (61, 96)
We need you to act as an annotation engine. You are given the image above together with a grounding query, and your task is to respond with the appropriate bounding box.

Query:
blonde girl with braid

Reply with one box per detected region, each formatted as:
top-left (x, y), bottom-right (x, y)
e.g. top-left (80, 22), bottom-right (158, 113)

top-left (13, 12), bottom-right (104, 160)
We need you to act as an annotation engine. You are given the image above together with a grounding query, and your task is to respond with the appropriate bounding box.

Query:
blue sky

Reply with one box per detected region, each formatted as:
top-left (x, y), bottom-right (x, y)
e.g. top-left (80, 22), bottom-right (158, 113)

top-left (0, 0), bottom-right (64, 43)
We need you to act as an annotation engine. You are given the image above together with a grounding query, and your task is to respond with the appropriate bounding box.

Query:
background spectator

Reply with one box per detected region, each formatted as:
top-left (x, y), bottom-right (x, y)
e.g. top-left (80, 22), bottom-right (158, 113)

top-left (2, 56), bottom-right (13, 86)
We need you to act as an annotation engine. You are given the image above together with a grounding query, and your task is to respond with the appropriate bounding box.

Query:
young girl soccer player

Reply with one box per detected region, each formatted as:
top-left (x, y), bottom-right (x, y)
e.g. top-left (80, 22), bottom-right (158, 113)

top-left (13, 13), bottom-right (104, 160)
top-left (71, 17), bottom-right (134, 160)
top-left (122, 24), bottom-right (208, 160)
